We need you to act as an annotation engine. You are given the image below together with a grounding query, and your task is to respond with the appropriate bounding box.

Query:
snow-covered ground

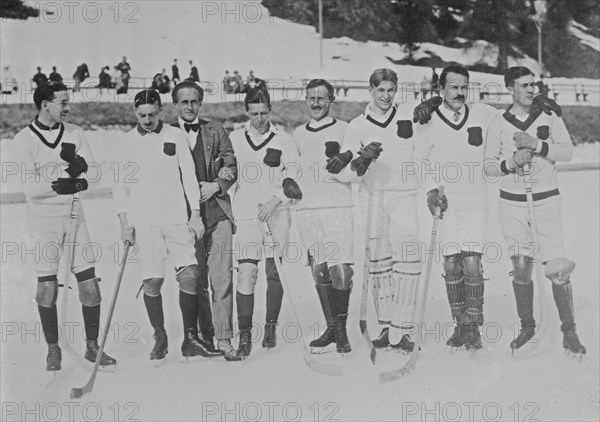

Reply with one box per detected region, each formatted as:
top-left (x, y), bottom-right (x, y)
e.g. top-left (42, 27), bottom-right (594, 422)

top-left (1, 169), bottom-right (598, 422)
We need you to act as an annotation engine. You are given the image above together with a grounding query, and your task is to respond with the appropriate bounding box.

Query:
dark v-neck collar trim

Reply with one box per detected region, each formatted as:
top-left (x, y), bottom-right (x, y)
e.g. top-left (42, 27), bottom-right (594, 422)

top-left (305, 118), bottom-right (337, 132)
top-left (502, 105), bottom-right (542, 131)
top-left (245, 130), bottom-right (275, 151)
top-left (28, 122), bottom-right (65, 149)
top-left (434, 105), bottom-right (469, 131)
top-left (366, 107), bottom-right (396, 128)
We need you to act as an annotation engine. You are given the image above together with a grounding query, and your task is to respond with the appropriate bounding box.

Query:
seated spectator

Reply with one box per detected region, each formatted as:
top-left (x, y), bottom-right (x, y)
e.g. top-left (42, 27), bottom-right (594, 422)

top-left (97, 66), bottom-right (112, 91)
top-left (152, 69), bottom-right (171, 94)
top-left (49, 66), bottom-right (63, 83)
top-left (33, 66), bottom-right (48, 88)
top-left (73, 63), bottom-right (89, 92)
top-left (232, 70), bottom-right (244, 93)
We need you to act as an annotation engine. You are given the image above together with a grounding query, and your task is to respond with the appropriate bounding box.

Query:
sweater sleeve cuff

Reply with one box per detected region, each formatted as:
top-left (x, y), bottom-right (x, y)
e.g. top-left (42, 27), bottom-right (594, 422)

top-left (500, 160), bottom-right (513, 175)
top-left (539, 141), bottom-right (549, 157)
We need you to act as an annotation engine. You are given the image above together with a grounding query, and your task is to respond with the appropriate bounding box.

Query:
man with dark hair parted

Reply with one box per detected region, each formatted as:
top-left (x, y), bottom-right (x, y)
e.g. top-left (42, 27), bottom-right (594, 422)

top-left (228, 86), bottom-right (302, 358)
top-left (113, 89), bottom-right (221, 363)
top-left (484, 66), bottom-right (584, 356)
top-left (292, 79), bottom-right (354, 353)
top-left (11, 82), bottom-right (116, 371)
top-left (171, 81), bottom-right (241, 361)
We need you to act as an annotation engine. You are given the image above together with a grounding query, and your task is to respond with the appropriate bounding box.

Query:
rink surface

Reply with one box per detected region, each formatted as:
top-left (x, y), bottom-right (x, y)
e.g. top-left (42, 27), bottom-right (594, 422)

top-left (1, 170), bottom-right (598, 422)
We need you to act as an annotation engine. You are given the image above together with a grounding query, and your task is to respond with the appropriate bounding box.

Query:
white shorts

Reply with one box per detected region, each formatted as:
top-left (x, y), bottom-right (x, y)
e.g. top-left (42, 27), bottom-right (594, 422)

top-left (439, 207), bottom-right (488, 256)
top-left (499, 196), bottom-right (567, 263)
top-left (361, 190), bottom-right (421, 262)
top-left (134, 224), bottom-right (197, 280)
top-left (234, 209), bottom-right (290, 262)
top-left (295, 207), bottom-right (354, 266)
top-left (27, 209), bottom-right (94, 277)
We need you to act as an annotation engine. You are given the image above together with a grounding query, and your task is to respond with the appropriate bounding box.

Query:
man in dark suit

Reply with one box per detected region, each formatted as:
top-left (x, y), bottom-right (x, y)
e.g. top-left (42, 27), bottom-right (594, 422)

top-left (49, 66), bottom-right (63, 83)
top-left (188, 60), bottom-right (200, 82)
top-left (172, 59), bottom-right (180, 85)
top-left (32, 66), bottom-right (48, 88)
top-left (171, 81), bottom-right (240, 361)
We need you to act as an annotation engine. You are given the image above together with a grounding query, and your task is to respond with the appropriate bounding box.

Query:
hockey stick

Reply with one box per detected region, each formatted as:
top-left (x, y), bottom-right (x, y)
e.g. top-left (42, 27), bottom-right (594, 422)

top-left (261, 218), bottom-right (343, 376)
top-left (379, 186), bottom-right (444, 382)
top-left (356, 184), bottom-right (377, 365)
top-left (71, 241), bottom-right (130, 398)
top-left (521, 164), bottom-right (550, 350)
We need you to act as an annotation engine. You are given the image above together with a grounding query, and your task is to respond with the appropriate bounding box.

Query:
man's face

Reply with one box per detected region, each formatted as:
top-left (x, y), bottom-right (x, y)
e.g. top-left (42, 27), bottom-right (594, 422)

top-left (43, 90), bottom-right (70, 123)
top-left (247, 103), bottom-right (270, 134)
top-left (135, 103), bottom-right (162, 132)
top-left (369, 81), bottom-right (397, 113)
top-left (175, 88), bottom-right (201, 123)
top-left (306, 86), bottom-right (333, 121)
top-left (510, 75), bottom-right (536, 107)
top-left (442, 72), bottom-right (469, 111)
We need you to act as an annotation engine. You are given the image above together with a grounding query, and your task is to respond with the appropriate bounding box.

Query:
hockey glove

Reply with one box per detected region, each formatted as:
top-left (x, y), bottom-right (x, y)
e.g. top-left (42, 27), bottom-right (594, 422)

top-left (326, 150), bottom-right (353, 174)
top-left (51, 178), bottom-right (88, 195)
top-left (65, 155), bottom-right (88, 178)
top-left (531, 94), bottom-right (562, 118)
top-left (282, 178), bottom-right (302, 200)
top-left (361, 142), bottom-right (383, 160)
top-left (413, 96), bottom-right (443, 125)
top-left (350, 142), bottom-right (382, 177)
top-left (427, 188), bottom-right (448, 219)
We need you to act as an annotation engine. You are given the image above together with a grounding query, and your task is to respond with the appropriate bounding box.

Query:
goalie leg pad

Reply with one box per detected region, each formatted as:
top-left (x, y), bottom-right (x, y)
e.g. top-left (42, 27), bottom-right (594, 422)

top-left (367, 238), bottom-right (394, 324)
top-left (443, 253), bottom-right (465, 321)
top-left (389, 261), bottom-right (421, 344)
top-left (143, 277), bottom-right (165, 297)
top-left (36, 275), bottom-right (59, 308)
top-left (77, 277), bottom-right (102, 307)
top-left (462, 253), bottom-right (484, 326)
top-left (176, 265), bottom-right (200, 295)
top-left (545, 258), bottom-right (575, 285)
top-left (329, 263), bottom-right (353, 291)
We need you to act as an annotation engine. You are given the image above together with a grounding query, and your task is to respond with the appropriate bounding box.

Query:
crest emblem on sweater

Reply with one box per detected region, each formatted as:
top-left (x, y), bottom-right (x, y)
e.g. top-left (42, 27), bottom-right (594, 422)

top-left (263, 148), bottom-right (282, 167)
top-left (537, 126), bottom-right (550, 140)
top-left (396, 120), bottom-right (413, 139)
top-left (163, 142), bottom-right (176, 156)
top-left (467, 126), bottom-right (483, 147)
top-left (325, 141), bottom-right (341, 158)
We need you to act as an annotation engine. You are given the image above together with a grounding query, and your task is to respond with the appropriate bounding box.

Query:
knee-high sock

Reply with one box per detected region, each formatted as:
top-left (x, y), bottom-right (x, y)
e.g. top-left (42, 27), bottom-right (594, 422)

top-left (82, 304), bottom-right (100, 341)
top-left (236, 291), bottom-right (254, 330)
top-left (38, 305), bottom-right (59, 344)
top-left (143, 294), bottom-right (164, 329)
top-left (179, 290), bottom-right (199, 331)
top-left (265, 258), bottom-right (283, 323)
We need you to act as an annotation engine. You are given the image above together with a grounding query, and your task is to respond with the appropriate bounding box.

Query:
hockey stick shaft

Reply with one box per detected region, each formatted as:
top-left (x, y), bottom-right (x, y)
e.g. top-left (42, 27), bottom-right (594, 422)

top-left (379, 186), bottom-right (444, 382)
top-left (71, 241), bottom-right (130, 398)
top-left (261, 217), bottom-right (342, 376)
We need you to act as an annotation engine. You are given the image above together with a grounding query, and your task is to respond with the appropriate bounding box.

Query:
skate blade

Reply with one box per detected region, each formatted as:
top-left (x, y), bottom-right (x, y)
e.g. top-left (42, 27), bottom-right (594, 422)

top-left (564, 349), bottom-right (586, 362)
top-left (179, 355), bottom-right (227, 363)
top-left (449, 346), bottom-right (465, 355)
top-left (310, 345), bottom-right (336, 355)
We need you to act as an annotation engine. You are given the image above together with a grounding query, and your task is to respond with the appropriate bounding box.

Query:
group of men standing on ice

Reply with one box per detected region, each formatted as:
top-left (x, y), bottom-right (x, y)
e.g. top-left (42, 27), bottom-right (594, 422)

top-left (12, 62), bottom-right (586, 372)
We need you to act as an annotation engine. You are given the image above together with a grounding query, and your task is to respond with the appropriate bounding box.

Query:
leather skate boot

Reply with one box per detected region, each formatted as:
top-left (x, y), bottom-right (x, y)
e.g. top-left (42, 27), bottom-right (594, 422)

top-left (150, 326), bottom-right (168, 360)
top-left (372, 327), bottom-right (390, 349)
top-left (510, 323), bottom-right (536, 350)
top-left (552, 282), bottom-right (586, 355)
top-left (237, 328), bottom-right (252, 358)
top-left (310, 283), bottom-right (336, 349)
top-left (46, 343), bottom-right (62, 371)
top-left (334, 314), bottom-right (351, 353)
top-left (391, 334), bottom-right (416, 353)
top-left (262, 322), bottom-right (277, 349)
top-left (510, 257), bottom-right (536, 350)
top-left (85, 340), bottom-right (117, 366)
top-left (181, 328), bottom-right (222, 358)
top-left (310, 320), bottom-right (335, 348)
top-left (464, 323), bottom-right (482, 351)
top-left (217, 339), bottom-right (242, 361)
top-left (446, 322), bottom-right (465, 348)
top-left (563, 330), bottom-right (586, 355)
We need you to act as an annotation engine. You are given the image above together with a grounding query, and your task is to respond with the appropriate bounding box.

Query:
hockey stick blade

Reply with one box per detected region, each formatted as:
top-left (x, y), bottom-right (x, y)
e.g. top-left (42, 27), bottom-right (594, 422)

top-left (359, 260), bottom-right (377, 365)
top-left (70, 242), bottom-right (130, 399)
top-left (303, 349), bottom-right (343, 377)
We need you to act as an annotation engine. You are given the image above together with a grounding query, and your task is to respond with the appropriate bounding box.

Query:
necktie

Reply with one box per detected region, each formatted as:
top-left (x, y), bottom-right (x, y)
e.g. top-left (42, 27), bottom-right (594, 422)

top-left (184, 122), bottom-right (200, 133)
top-left (453, 111), bottom-right (461, 122)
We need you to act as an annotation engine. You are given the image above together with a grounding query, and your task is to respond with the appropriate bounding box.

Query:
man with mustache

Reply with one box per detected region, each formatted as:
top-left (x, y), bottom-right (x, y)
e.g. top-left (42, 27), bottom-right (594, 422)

top-left (12, 82), bottom-right (116, 371)
top-left (228, 86), bottom-right (301, 358)
top-left (338, 68), bottom-right (422, 353)
top-left (292, 79), bottom-right (353, 353)
top-left (171, 81), bottom-right (241, 361)
top-left (413, 65), bottom-right (502, 351)
top-left (484, 66), bottom-right (585, 356)
top-left (114, 90), bottom-right (212, 363)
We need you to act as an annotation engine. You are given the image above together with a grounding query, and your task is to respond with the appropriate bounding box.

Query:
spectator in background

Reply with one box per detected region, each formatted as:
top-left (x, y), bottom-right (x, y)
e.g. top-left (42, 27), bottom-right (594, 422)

top-left (152, 69), bottom-right (171, 94)
top-left (223, 70), bottom-right (232, 93)
top-left (188, 60), bottom-right (200, 83)
top-left (232, 70), bottom-right (244, 93)
top-left (246, 70), bottom-right (255, 86)
top-left (49, 66), bottom-right (63, 83)
top-left (97, 66), bottom-right (112, 92)
top-left (172, 59), bottom-right (180, 85)
top-left (32, 66), bottom-right (48, 88)
top-left (1, 65), bottom-right (18, 94)
top-left (73, 63), bottom-right (89, 92)
top-left (111, 66), bottom-right (123, 91)
top-left (117, 56), bottom-right (131, 94)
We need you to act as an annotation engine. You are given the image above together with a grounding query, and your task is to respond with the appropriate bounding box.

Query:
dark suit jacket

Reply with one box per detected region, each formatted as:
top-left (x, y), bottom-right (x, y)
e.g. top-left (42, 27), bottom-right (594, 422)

top-left (172, 120), bottom-right (237, 225)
